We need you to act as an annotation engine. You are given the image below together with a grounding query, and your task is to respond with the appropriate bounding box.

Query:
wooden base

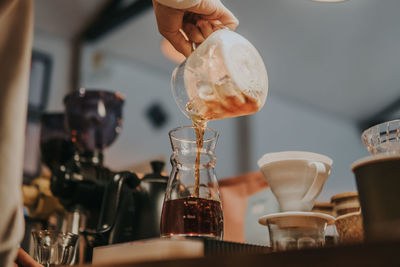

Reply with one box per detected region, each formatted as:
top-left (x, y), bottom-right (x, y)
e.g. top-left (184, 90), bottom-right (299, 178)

top-left (80, 241), bottom-right (400, 267)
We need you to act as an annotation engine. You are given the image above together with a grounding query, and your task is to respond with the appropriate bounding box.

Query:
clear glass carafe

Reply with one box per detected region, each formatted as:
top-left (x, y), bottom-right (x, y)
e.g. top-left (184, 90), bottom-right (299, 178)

top-left (160, 126), bottom-right (223, 240)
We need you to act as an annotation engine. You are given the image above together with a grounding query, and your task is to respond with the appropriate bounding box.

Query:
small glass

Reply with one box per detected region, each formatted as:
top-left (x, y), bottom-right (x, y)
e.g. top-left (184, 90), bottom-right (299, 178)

top-left (259, 212), bottom-right (334, 251)
top-left (31, 230), bottom-right (79, 266)
top-left (160, 126), bottom-right (223, 239)
top-left (362, 119), bottom-right (400, 155)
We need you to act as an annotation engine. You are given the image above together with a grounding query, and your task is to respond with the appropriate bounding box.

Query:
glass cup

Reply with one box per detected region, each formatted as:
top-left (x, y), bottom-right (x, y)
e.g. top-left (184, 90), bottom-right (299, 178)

top-left (171, 28), bottom-right (268, 121)
top-left (31, 230), bottom-right (79, 266)
top-left (160, 126), bottom-right (223, 239)
top-left (259, 212), bottom-right (334, 251)
top-left (362, 119), bottom-right (400, 155)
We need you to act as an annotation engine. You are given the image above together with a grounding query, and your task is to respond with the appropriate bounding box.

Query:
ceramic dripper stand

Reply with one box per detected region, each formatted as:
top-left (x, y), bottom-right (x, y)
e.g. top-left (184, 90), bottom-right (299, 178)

top-left (351, 119), bottom-right (400, 242)
top-left (257, 151), bottom-right (335, 251)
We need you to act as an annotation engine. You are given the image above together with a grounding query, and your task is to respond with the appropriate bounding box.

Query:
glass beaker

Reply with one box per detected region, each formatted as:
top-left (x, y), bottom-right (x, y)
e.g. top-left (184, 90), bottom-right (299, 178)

top-left (171, 28), bottom-right (268, 122)
top-left (160, 126), bottom-right (223, 239)
top-left (31, 230), bottom-right (79, 266)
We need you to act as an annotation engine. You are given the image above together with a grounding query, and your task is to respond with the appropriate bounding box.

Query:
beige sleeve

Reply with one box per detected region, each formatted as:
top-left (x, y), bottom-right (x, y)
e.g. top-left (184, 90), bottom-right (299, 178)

top-left (0, 0), bottom-right (33, 266)
top-left (155, 0), bottom-right (201, 9)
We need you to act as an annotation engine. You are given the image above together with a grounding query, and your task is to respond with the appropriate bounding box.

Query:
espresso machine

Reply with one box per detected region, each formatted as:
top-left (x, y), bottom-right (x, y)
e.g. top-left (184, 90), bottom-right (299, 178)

top-left (50, 89), bottom-right (168, 261)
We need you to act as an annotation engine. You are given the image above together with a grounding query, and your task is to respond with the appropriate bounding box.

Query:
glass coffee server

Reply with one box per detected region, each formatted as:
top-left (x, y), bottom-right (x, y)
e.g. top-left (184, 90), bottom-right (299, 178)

top-left (160, 126), bottom-right (223, 240)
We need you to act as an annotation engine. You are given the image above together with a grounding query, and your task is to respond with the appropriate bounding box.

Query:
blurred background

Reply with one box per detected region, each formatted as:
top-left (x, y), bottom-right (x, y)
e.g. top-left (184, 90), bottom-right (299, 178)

top-left (27, 0), bottom-right (400, 204)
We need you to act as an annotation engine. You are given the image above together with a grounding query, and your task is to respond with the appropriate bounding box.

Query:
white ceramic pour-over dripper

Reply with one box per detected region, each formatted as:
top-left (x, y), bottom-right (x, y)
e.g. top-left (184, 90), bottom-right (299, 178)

top-left (257, 151), bottom-right (333, 212)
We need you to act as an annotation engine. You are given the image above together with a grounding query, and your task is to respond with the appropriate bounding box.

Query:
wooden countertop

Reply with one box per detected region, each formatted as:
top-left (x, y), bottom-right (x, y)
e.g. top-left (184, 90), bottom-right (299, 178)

top-left (79, 241), bottom-right (400, 267)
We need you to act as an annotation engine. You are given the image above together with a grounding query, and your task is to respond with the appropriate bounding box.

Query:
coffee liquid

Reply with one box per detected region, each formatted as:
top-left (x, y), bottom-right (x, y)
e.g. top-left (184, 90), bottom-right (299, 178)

top-left (187, 91), bottom-right (260, 122)
top-left (191, 117), bottom-right (206, 198)
top-left (188, 90), bottom-right (260, 197)
top-left (160, 197), bottom-right (223, 238)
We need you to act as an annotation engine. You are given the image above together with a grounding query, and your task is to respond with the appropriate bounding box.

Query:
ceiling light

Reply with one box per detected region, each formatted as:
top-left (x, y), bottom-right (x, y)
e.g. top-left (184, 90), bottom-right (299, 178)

top-left (160, 38), bottom-right (185, 64)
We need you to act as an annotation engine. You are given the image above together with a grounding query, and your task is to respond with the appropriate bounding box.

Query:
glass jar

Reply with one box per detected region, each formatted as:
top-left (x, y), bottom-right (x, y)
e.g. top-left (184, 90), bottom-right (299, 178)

top-left (160, 126), bottom-right (223, 239)
top-left (171, 28), bottom-right (268, 122)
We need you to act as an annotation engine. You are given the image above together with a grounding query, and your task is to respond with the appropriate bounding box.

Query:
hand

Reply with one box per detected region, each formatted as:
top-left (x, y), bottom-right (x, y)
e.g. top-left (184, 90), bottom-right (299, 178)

top-left (153, 0), bottom-right (239, 57)
top-left (14, 248), bottom-right (43, 267)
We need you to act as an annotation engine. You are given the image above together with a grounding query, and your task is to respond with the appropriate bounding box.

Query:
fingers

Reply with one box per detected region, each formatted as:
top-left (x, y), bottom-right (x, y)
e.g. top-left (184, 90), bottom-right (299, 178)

top-left (218, 8), bottom-right (239, 30)
top-left (183, 19), bottom-right (221, 48)
top-left (153, 0), bottom-right (239, 57)
top-left (203, 5), bottom-right (239, 31)
top-left (182, 23), bottom-right (205, 44)
top-left (15, 248), bottom-right (44, 267)
top-left (188, 0), bottom-right (239, 31)
top-left (153, 0), bottom-right (192, 57)
top-left (162, 30), bottom-right (193, 57)
top-left (196, 20), bottom-right (213, 39)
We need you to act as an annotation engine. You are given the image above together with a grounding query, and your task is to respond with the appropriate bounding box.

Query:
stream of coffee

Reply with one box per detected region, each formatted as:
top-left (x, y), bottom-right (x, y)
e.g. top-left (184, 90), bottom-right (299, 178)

top-left (191, 117), bottom-right (206, 198)
top-left (188, 89), bottom-right (261, 198)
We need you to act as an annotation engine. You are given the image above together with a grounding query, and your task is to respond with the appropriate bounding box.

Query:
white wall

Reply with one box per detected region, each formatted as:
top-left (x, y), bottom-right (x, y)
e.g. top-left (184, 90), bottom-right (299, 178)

top-left (33, 30), bottom-right (72, 111)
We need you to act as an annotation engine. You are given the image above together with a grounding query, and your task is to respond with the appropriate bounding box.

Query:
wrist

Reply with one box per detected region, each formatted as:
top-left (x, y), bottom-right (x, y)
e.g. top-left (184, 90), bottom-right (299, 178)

top-left (155, 0), bottom-right (201, 9)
